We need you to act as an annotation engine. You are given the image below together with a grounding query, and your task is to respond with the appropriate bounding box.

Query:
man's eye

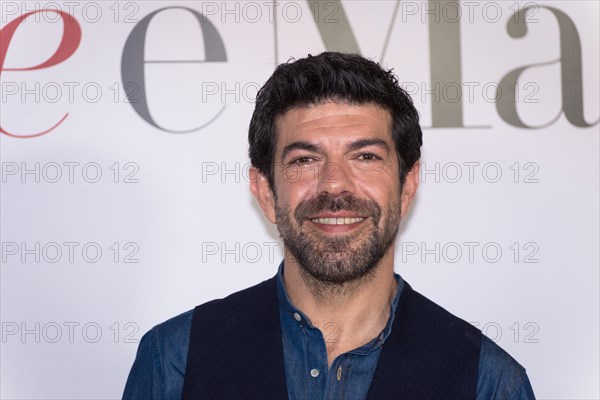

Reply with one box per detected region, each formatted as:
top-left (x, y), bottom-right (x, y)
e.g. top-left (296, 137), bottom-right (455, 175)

top-left (357, 153), bottom-right (381, 161)
top-left (290, 157), bottom-right (315, 165)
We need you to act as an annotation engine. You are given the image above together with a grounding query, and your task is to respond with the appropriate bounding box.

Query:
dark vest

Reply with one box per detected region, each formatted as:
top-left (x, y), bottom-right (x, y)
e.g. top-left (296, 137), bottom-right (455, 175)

top-left (182, 275), bottom-right (481, 400)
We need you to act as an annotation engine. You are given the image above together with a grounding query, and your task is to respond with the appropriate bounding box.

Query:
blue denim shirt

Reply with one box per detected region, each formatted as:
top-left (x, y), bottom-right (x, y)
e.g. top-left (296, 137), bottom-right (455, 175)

top-left (123, 262), bottom-right (536, 399)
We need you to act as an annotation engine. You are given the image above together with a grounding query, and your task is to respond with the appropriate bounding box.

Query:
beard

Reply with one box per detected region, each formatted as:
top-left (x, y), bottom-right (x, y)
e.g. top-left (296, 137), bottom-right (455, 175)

top-left (274, 191), bottom-right (402, 297)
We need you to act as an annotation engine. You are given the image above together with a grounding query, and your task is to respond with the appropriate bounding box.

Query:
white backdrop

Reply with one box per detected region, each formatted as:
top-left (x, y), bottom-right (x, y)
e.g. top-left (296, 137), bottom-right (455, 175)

top-left (1, 1), bottom-right (598, 399)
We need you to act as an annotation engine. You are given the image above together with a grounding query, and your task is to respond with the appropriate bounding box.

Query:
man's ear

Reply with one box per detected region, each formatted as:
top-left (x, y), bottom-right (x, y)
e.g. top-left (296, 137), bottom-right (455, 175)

top-left (400, 160), bottom-right (420, 218)
top-left (249, 167), bottom-right (277, 224)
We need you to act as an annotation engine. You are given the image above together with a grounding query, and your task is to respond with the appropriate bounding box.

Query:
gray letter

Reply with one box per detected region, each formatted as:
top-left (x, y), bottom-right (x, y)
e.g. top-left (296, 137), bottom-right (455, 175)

top-left (497, 5), bottom-right (598, 128)
top-left (121, 7), bottom-right (227, 132)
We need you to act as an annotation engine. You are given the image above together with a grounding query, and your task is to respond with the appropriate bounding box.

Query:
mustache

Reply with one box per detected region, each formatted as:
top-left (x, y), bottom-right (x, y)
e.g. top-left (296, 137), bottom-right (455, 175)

top-left (295, 192), bottom-right (381, 221)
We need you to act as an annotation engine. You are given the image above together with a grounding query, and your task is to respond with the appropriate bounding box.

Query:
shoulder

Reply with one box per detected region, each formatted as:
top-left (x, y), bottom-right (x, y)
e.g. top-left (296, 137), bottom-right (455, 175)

top-left (477, 335), bottom-right (536, 399)
top-left (123, 309), bottom-right (194, 400)
top-left (151, 277), bottom-right (275, 344)
top-left (146, 309), bottom-right (194, 373)
top-left (144, 308), bottom-right (195, 366)
top-left (150, 309), bottom-right (194, 349)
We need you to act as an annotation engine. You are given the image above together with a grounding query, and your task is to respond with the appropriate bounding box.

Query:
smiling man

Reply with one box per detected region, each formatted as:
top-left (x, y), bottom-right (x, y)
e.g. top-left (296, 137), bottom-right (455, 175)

top-left (123, 52), bottom-right (535, 400)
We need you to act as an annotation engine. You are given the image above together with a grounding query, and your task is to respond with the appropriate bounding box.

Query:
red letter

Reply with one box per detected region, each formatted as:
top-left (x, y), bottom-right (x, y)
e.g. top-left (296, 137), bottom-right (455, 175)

top-left (0, 10), bottom-right (81, 138)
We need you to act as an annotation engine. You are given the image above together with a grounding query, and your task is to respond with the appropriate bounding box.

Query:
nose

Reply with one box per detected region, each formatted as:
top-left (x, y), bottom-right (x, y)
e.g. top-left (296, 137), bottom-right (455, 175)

top-left (316, 160), bottom-right (356, 197)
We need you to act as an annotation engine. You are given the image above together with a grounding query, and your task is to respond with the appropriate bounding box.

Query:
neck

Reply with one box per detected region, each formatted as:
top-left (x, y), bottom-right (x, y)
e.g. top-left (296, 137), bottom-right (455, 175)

top-left (282, 247), bottom-right (398, 366)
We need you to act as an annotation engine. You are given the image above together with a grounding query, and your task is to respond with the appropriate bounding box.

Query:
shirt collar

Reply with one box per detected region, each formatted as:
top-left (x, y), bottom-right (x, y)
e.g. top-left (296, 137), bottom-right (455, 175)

top-left (275, 260), bottom-right (404, 348)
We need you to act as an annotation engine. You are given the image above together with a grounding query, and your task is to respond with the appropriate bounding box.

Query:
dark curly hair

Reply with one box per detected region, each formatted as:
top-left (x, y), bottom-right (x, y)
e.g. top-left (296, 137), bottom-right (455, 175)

top-left (248, 51), bottom-right (422, 192)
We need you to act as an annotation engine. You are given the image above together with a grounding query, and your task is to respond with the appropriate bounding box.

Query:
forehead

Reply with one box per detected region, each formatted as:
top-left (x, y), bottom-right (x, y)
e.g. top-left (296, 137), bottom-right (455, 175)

top-left (274, 101), bottom-right (392, 149)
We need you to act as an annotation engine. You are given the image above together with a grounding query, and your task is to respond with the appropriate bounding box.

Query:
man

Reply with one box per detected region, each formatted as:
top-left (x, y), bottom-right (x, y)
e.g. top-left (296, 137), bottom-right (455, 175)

top-left (123, 52), bottom-right (535, 399)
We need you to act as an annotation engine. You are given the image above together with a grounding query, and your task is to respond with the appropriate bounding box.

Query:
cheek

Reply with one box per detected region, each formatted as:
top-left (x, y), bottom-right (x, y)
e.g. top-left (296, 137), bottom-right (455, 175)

top-left (283, 164), bottom-right (322, 187)
top-left (351, 158), bottom-right (399, 179)
top-left (360, 180), bottom-right (402, 212)
top-left (355, 170), bottom-right (400, 195)
top-left (276, 171), bottom-right (317, 201)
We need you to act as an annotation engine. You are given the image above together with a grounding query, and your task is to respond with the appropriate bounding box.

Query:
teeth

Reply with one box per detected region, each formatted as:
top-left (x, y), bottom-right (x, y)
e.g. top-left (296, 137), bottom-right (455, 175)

top-left (311, 217), bottom-right (365, 225)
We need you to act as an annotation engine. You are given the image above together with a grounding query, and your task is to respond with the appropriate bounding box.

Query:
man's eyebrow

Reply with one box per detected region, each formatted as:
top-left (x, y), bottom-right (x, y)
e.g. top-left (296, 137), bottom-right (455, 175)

top-left (346, 139), bottom-right (390, 155)
top-left (280, 141), bottom-right (321, 162)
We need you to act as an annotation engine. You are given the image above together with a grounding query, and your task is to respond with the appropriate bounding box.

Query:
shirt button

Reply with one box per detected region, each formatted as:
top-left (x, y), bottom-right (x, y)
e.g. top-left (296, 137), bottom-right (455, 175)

top-left (310, 368), bottom-right (320, 378)
top-left (379, 332), bottom-right (385, 341)
top-left (293, 312), bottom-right (301, 322)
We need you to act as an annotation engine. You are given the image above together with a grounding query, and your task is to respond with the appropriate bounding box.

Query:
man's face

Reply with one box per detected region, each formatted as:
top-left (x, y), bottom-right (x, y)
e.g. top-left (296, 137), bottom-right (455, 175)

top-left (251, 101), bottom-right (418, 288)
